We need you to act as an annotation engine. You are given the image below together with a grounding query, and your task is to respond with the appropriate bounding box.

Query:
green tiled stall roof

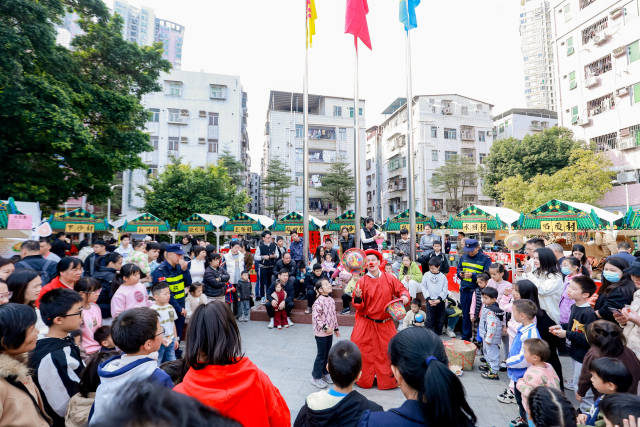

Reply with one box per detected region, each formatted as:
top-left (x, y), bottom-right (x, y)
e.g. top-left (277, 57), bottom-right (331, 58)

top-left (613, 207), bottom-right (640, 230)
top-left (383, 209), bottom-right (445, 231)
top-left (47, 208), bottom-right (113, 231)
top-left (0, 198), bottom-right (22, 229)
top-left (220, 212), bottom-right (266, 232)
top-left (324, 210), bottom-right (366, 232)
top-left (272, 212), bottom-right (321, 232)
top-left (446, 205), bottom-right (516, 230)
top-left (176, 214), bottom-right (217, 233)
top-left (515, 200), bottom-right (608, 230)
top-left (118, 213), bottom-right (171, 233)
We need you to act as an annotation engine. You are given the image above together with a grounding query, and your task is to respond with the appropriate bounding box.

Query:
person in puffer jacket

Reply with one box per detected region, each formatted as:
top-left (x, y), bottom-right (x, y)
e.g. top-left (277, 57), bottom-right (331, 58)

top-left (478, 287), bottom-right (505, 380)
top-left (203, 254), bottom-right (230, 299)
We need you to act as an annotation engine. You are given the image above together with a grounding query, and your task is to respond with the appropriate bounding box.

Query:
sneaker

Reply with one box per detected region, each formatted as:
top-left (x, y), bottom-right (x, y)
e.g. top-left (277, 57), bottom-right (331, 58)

top-left (497, 389), bottom-right (516, 404)
top-left (284, 324), bottom-right (289, 328)
top-left (322, 374), bottom-right (333, 384)
top-left (478, 364), bottom-right (490, 372)
top-left (287, 318), bottom-right (294, 326)
top-left (310, 378), bottom-right (328, 389)
top-left (445, 328), bottom-right (456, 338)
top-left (509, 416), bottom-right (527, 427)
top-left (267, 319), bottom-right (274, 329)
top-left (499, 361), bottom-right (507, 372)
top-left (340, 307), bottom-right (351, 315)
top-left (277, 325), bottom-right (282, 329)
top-left (261, 297), bottom-right (267, 305)
top-left (479, 357), bottom-right (486, 363)
top-left (481, 371), bottom-right (499, 380)
top-left (304, 307), bottom-right (311, 314)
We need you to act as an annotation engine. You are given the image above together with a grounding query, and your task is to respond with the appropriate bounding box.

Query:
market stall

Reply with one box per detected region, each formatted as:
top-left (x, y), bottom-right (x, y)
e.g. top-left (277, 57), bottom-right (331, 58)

top-left (0, 198), bottom-right (41, 257)
top-left (176, 213), bottom-right (229, 250)
top-left (613, 207), bottom-right (640, 231)
top-left (47, 208), bottom-right (112, 236)
top-left (446, 205), bottom-right (520, 233)
top-left (383, 209), bottom-right (446, 233)
top-left (219, 212), bottom-right (273, 236)
top-left (272, 211), bottom-right (325, 254)
top-left (117, 212), bottom-right (171, 236)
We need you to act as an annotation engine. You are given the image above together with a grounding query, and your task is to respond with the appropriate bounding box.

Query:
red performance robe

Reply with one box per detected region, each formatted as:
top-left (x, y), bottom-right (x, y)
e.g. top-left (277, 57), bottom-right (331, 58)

top-left (351, 271), bottom-right (410, 389)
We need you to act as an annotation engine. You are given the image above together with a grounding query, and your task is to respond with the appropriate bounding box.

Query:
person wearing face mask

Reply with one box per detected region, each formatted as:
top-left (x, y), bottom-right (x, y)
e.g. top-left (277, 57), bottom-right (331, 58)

top-left (595, 257), bottom-right (635, 322)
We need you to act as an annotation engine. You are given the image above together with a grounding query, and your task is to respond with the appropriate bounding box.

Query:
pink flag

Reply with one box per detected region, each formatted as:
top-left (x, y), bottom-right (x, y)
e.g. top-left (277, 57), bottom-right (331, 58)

top-left (345, 0), bottom-right (372, 50)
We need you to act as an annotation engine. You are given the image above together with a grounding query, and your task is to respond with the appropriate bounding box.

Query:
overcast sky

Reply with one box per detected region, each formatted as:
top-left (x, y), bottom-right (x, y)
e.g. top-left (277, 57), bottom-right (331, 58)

top-left (113, 0), bottom-right (526, 172)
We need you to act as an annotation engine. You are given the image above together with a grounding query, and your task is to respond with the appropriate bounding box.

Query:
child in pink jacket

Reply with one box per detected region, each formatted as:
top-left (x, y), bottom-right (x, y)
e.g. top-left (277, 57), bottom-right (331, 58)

top-left (110, 264), bottom-right (149, 319)
top-left (310, 279), bottom-right (340, 388)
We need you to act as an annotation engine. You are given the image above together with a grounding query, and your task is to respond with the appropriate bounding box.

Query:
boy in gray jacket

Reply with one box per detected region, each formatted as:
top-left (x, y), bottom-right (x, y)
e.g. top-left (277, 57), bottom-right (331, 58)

top-left (478, 287), bottom-right (504, 380)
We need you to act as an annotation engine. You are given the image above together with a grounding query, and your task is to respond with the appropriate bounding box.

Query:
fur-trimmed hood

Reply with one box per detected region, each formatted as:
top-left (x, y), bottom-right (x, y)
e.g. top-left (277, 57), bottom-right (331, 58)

top-left (0, 353), bottom-right (29, 381)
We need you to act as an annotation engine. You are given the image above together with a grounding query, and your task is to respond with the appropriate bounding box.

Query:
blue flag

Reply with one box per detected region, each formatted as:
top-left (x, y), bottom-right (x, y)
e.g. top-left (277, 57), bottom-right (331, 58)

top-left (399, 0), bottom-right (420, 31)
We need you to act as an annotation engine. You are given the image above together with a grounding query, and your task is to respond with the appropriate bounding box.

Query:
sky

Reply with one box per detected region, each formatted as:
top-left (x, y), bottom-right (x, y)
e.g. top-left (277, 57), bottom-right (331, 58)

top-left (113, 0), bottom-right (526, 172)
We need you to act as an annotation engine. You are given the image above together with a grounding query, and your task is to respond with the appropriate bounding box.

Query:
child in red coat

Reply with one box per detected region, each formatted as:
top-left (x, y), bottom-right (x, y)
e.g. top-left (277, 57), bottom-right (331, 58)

top-left (271, 280), bottom-right (289, 329)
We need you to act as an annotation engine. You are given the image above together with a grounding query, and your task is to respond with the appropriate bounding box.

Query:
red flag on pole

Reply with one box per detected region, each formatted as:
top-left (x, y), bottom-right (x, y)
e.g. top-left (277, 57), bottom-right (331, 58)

top-left (345, 0), bottom-right (372, 50)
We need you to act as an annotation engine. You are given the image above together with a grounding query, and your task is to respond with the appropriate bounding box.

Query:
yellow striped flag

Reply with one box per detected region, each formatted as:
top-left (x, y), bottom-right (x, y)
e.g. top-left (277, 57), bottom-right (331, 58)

top-left (306, 0), bottom-right (317, 47)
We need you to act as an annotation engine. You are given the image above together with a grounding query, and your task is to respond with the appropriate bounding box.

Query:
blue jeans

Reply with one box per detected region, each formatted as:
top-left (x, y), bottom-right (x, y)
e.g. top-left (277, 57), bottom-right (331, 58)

top-left (239, 300), bottom-right (250, 317)
top-left (158, 338), bottom-right (176, 364)
top-left (460, 289), bottom-right (473, 341)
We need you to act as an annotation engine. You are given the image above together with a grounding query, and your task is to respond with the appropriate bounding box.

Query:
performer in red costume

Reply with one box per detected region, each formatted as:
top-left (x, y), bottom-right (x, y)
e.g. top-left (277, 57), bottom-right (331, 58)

top-left (351, 249), bottom-right (410, 389)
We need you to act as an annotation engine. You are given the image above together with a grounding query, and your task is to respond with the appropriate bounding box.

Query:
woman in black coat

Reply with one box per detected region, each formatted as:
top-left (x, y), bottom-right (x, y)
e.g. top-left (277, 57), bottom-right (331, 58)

top-left (338, 227), bottom-right (355, 256)
top-left (595, 257), bottom-right (635, 322)
top-left (203, 254), bottom-right (230, 298)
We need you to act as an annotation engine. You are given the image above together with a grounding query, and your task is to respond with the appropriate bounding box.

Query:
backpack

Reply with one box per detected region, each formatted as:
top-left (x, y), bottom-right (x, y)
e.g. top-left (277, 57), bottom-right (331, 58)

top-left (16, 258), bottom-right (56, 285)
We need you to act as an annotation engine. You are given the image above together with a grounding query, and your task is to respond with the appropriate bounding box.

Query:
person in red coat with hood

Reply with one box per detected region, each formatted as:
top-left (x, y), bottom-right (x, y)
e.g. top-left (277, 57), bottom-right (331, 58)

top-left (173, 300), bottom-right (290, 427)
top-left (351, 249), bottom-right (410, 390)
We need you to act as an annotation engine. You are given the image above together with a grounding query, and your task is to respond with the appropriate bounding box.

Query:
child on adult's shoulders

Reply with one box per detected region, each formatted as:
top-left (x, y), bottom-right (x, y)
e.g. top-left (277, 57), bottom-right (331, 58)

top-left (295, 341), bottom-right (382, 426)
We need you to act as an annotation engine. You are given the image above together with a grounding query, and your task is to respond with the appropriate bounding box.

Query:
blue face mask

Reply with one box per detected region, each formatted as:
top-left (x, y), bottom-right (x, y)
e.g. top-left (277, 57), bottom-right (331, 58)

top-left (561, 267), bottom-right (572, 276)
top-left (602, 271), bottom-right (621, 283)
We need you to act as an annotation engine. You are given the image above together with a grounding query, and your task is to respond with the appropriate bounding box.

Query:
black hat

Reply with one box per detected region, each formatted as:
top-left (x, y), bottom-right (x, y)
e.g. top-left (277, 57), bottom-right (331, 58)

top-left (625, 260), bottom-right (640, 276)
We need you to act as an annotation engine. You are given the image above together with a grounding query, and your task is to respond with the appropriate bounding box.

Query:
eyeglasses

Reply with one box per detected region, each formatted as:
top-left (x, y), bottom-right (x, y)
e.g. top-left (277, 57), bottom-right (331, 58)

top-left (155, 327), bottom-right (165, 337)
top-left (0, 291), bottom-right (12, 299)
top-left (59, 309), bottom-right (83, 318)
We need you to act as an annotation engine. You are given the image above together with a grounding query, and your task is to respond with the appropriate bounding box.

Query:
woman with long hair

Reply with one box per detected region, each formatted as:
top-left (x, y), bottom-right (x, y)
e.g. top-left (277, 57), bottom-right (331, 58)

top-left (360, 327), bottom-right (476, 426)
top-left (595, 257), bottom-right (635, 322)
top-left (571, 244), bottom-right (592, 277)
top-left (174, 301), bottom-right (290, 426)
top-left (518, 247), bottom-right (564, 324)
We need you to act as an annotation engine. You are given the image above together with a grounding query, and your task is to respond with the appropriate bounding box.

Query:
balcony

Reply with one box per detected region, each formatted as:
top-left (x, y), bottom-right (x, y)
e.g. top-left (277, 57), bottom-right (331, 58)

top-left (618, 135), bottom-right (639, 150)
top-left (460, 128), bottom-right (475, 141)
top-left (529, 121), bottom-right (543, 131)
top-left (585, 75), bottom-right (600, 88)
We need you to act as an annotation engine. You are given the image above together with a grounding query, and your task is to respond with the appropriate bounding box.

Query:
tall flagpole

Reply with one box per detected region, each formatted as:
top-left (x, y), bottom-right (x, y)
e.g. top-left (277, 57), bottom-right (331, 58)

top-left (405, 29), bottom-right (417, 260)
top-left (353, 49), bottom-right (362, 249)
top-left (303, 3), bottom-right (310, 267)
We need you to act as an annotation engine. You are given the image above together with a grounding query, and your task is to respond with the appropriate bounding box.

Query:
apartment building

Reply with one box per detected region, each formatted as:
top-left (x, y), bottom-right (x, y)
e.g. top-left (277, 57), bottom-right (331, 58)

top-left (493, 108), bottom-right (558, 140)
top-left (262, 91), bottom-right (366, 219)
top-left (365, 126), bottom-right (384, 222)
top-left (378, 95), bottom-right (495, 220)
top-left (155, 19), bottom-right (184, 70)
top-left (248, 172), bottom-right (263, 214)
top-left (521, 0), bottom-right (557, 110)
top-left (551, 0), bottom-right (640, 210)
top-left (121, 70), bottom-right (249, 217)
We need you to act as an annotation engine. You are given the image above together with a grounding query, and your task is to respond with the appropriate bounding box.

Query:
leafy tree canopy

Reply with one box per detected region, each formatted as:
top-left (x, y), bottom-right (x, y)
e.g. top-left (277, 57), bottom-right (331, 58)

top-left (320, 161), bottom-right (355, 215)
top-left (0, 0), bottom-right (170, 210)
top-left (430, 155), bottom-right (478, 214)
top-left (142, 159), bottom-right (249, 227)
top-left (496, 148), bottom-right (613, 212)
top-left (262, 158), bottom-right (293, 219)
top-left (483, 127), bottom-right (580, 201)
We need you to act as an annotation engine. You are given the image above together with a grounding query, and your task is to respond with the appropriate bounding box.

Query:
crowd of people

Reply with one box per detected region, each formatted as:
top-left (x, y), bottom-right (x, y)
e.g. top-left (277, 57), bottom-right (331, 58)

top-left (1, 226), bottom-right (640, 427)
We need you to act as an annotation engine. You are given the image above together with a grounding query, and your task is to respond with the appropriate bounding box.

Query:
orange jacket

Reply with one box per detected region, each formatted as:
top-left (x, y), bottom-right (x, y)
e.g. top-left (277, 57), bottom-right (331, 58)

top-left (173, 357), bottom-right (290, 427)
top-left (36, 276), bottom-right (73, 307)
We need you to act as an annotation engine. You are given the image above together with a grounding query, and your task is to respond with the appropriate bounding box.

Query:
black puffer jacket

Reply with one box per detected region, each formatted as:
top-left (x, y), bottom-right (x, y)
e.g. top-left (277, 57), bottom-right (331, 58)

top-left (203, 265), bottom-right (230, 298)
top-left (93, 266), bottom-right (117, 318)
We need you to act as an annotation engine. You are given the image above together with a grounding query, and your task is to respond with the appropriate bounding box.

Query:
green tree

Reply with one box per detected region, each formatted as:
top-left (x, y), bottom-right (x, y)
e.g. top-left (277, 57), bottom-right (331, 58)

top-left (218, 149), bottom-right (246, 184)
top-left (430, 155), bottom-right (478, 214)
top-left (262, 158), bottom-right (293, 218)
top-left (319, 161), bottom-right (356, 215)
top-left (142, 159), bottom-right (249, 227)
top-left (496, 149), bottom-right (614, 212)
top-left (483, 127), bottom-right (580, 201)
top-left (0, 0), bottom-right (170, 210)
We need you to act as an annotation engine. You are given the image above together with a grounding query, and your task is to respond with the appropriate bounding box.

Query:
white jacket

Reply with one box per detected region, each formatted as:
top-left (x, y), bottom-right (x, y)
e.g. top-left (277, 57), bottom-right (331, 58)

top-left (521, 271), bottom-right (564, 323)
top-left (225, 251), bottom-right (244, 284)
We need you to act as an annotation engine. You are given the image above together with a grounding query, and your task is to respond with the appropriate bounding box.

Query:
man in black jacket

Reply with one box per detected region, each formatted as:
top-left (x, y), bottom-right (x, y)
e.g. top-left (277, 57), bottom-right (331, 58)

top-left (83, 240), bottom-right (108, 277)
top-left (303, 264), bottom-right (325, 314)
top-left (295, 341), bottom-right (382, 426)
top-left (254, 230), bottom-right (278, 304)
top-left (202, 254), bottom-right (230, 299)
top-left (272, 252), bottom-right (297, 284)
top-left (50, 232), bottom-right (71, 259)
top-left (265, 270), bottom-right (295, 329)
top-left (15, 240), bottom-right (58, 285)
top-left (418, 239), bottom-right (449, 275)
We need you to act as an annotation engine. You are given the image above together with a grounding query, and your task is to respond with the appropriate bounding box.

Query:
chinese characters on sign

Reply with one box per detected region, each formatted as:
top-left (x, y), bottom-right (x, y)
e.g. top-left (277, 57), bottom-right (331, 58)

top-left (540, 221), bottom-right (577, 233)
top-left (65, 223), bottom-right (94, 233)
top-left (137, 226), bottom-right (159, 234)
top-left (187, 226), bottom-right (206, 234)
top-left (462, 222), bottom-right (488, 233)
top-left (233, 226), bottom-right (252, 233)
top-left (7, 214), bottom-right (32, 230)
top-left (284, 225), bottom-right (302, 234)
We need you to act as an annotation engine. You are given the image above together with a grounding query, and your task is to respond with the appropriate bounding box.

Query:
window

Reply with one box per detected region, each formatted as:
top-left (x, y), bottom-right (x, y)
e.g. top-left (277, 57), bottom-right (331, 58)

top-left (582, 17), bottom-right (608, 45)
top-left (569, 71), bottom-right (577, 90)
top-left (564, 3), bottom-right (572, 21)
top-left (587, 93), bottom-right (615, 117)
top-left (208, 112), bottom-right (219, 126)
top-left (431, 126), bottom-right (437, 138)
top-left (333, 106), bottom-right (342, 117)
top-left (168, 109), bottom-right (181, 122)
top-left (431, 150), bottom-right (438, 161)
top-left (309, 127), bottom-right (336, 140)
top-left (147, 165), bottom-right (158, 178)
top-left (629, 40), bottom-right (640, 64)
top-left (168, 137), bottom-right (179, 152)
top-left (478, 131), bottom-right (486, 142)
top-left (366, 175), bottom-right (371, 186)
top-left (579, 0), bottom-right (596, 10)
top-left (585, 55), bottom-right (612, 78)
top-left (209, 84), bottom-right (227, 100)
top-left (359, 108), bottom-right (363, 116)
top-left (387, 156), bottom-right (406, 171)
top-left (479, 153), bottom-right (487, 164)
top-left (165, 81), bottom-right (183, 97)
top-left (429, 199), bottom-right (443, 212)
top-left (148, 108), bottom-right (160, 122)
top-left (295, 148), bottom-right (303, 162)
top-left (366, 159), bottom-right (372, 170)
top-left (445, 151), bottom-right (457, 161)
top-left (461, 106), bottom-right (468, 115)
top-left (207, 139), bottom-right (218, 153)
top-left (444, 128), bottom-right (457, 140)
top-left (571, 106), bottom-right (579, 124)
top-left (567, 37), bottom-right (574, 56)
top-left (296, 125), bottom-right (304, 138)
top-left (150, 136), bottom-right (158, 150)
top-left (632, 82), bottom-right (640, 104)
top-left (338, 128), bottom-right (347, 142)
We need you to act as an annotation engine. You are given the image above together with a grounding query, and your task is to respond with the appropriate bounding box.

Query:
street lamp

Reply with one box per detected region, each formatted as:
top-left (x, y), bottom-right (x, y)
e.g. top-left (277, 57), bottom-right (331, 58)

top-left (107, 184), bottom-right (123, 226)
top-left (611, 179), bottom-right (629, 211)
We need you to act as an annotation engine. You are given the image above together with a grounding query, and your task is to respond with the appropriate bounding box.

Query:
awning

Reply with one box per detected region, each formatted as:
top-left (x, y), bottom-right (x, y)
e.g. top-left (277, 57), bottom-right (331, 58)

top-left (515, 199), bottom-right (622, 231)
top-left (176, 214), bottom-right (221, 234)
top-left (324, 210), bottom-right (377, 232)
top-left (271, 211), bottom-right (325, 233)
top-left (47, 208), bottom-right (113, 233)
top-left (220, 212), bottom-right (272, 233)
top-left (117, 213), bottom-right (171, 234)
top-left (446, 205), bottom-right (520, 231)
top-left (383, 209), bottom-right (445, 232)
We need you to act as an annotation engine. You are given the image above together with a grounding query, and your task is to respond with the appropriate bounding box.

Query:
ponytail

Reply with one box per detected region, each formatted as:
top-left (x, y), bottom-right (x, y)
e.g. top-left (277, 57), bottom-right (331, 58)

top-left (389, 328), bottom-right (476, 426)
top-left (111, 263), bottom-right (142, 296)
